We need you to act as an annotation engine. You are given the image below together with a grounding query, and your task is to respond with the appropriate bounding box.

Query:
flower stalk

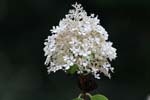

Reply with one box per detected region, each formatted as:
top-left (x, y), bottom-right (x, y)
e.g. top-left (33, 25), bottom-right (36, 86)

top-left (43, 3), bottom-right (117, 100)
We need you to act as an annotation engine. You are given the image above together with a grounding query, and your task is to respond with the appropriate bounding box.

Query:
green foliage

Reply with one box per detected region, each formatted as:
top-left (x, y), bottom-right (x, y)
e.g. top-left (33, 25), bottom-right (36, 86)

top-left (72, 98), bottom-right (84, 100)
top-left (67, 64), bottom-right (78, 74)
top-left (72, 94), bottom-right (108, 100)
top-left (90, 94), bottom-right (108, 100)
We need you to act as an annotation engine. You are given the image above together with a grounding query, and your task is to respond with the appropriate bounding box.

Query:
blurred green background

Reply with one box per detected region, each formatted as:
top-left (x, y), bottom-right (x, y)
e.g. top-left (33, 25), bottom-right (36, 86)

top-left (0, 0), bottom-right (150, 100)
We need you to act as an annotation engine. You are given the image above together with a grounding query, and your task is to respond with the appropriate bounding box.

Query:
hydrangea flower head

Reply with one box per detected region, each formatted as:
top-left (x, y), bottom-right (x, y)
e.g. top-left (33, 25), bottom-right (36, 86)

top-left (44, 3), bottom-right (117, 79)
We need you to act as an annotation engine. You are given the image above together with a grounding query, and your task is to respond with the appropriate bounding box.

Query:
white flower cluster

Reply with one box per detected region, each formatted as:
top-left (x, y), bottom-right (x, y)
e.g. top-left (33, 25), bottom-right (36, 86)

top-left (44, 3), bottom-right (117, 79)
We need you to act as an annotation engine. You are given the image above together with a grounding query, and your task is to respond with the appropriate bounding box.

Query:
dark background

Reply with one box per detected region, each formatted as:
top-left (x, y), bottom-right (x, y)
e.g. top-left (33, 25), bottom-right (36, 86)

top-left (0, 0), bottom-right (150, 100)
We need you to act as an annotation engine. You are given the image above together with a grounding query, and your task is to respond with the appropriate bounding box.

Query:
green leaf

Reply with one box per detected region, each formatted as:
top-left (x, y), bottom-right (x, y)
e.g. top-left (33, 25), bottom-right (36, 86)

top-left (91, 94), bottom-right (108, 100)
top-left (66, 64), bottom-right (78, 74)
top-left (72, 98), bottom-right (84, 100)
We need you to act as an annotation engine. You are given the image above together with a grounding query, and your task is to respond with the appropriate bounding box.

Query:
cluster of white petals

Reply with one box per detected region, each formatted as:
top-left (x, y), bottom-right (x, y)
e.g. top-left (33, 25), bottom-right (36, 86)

top-left (44, 3), bottom-right (117, 79)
